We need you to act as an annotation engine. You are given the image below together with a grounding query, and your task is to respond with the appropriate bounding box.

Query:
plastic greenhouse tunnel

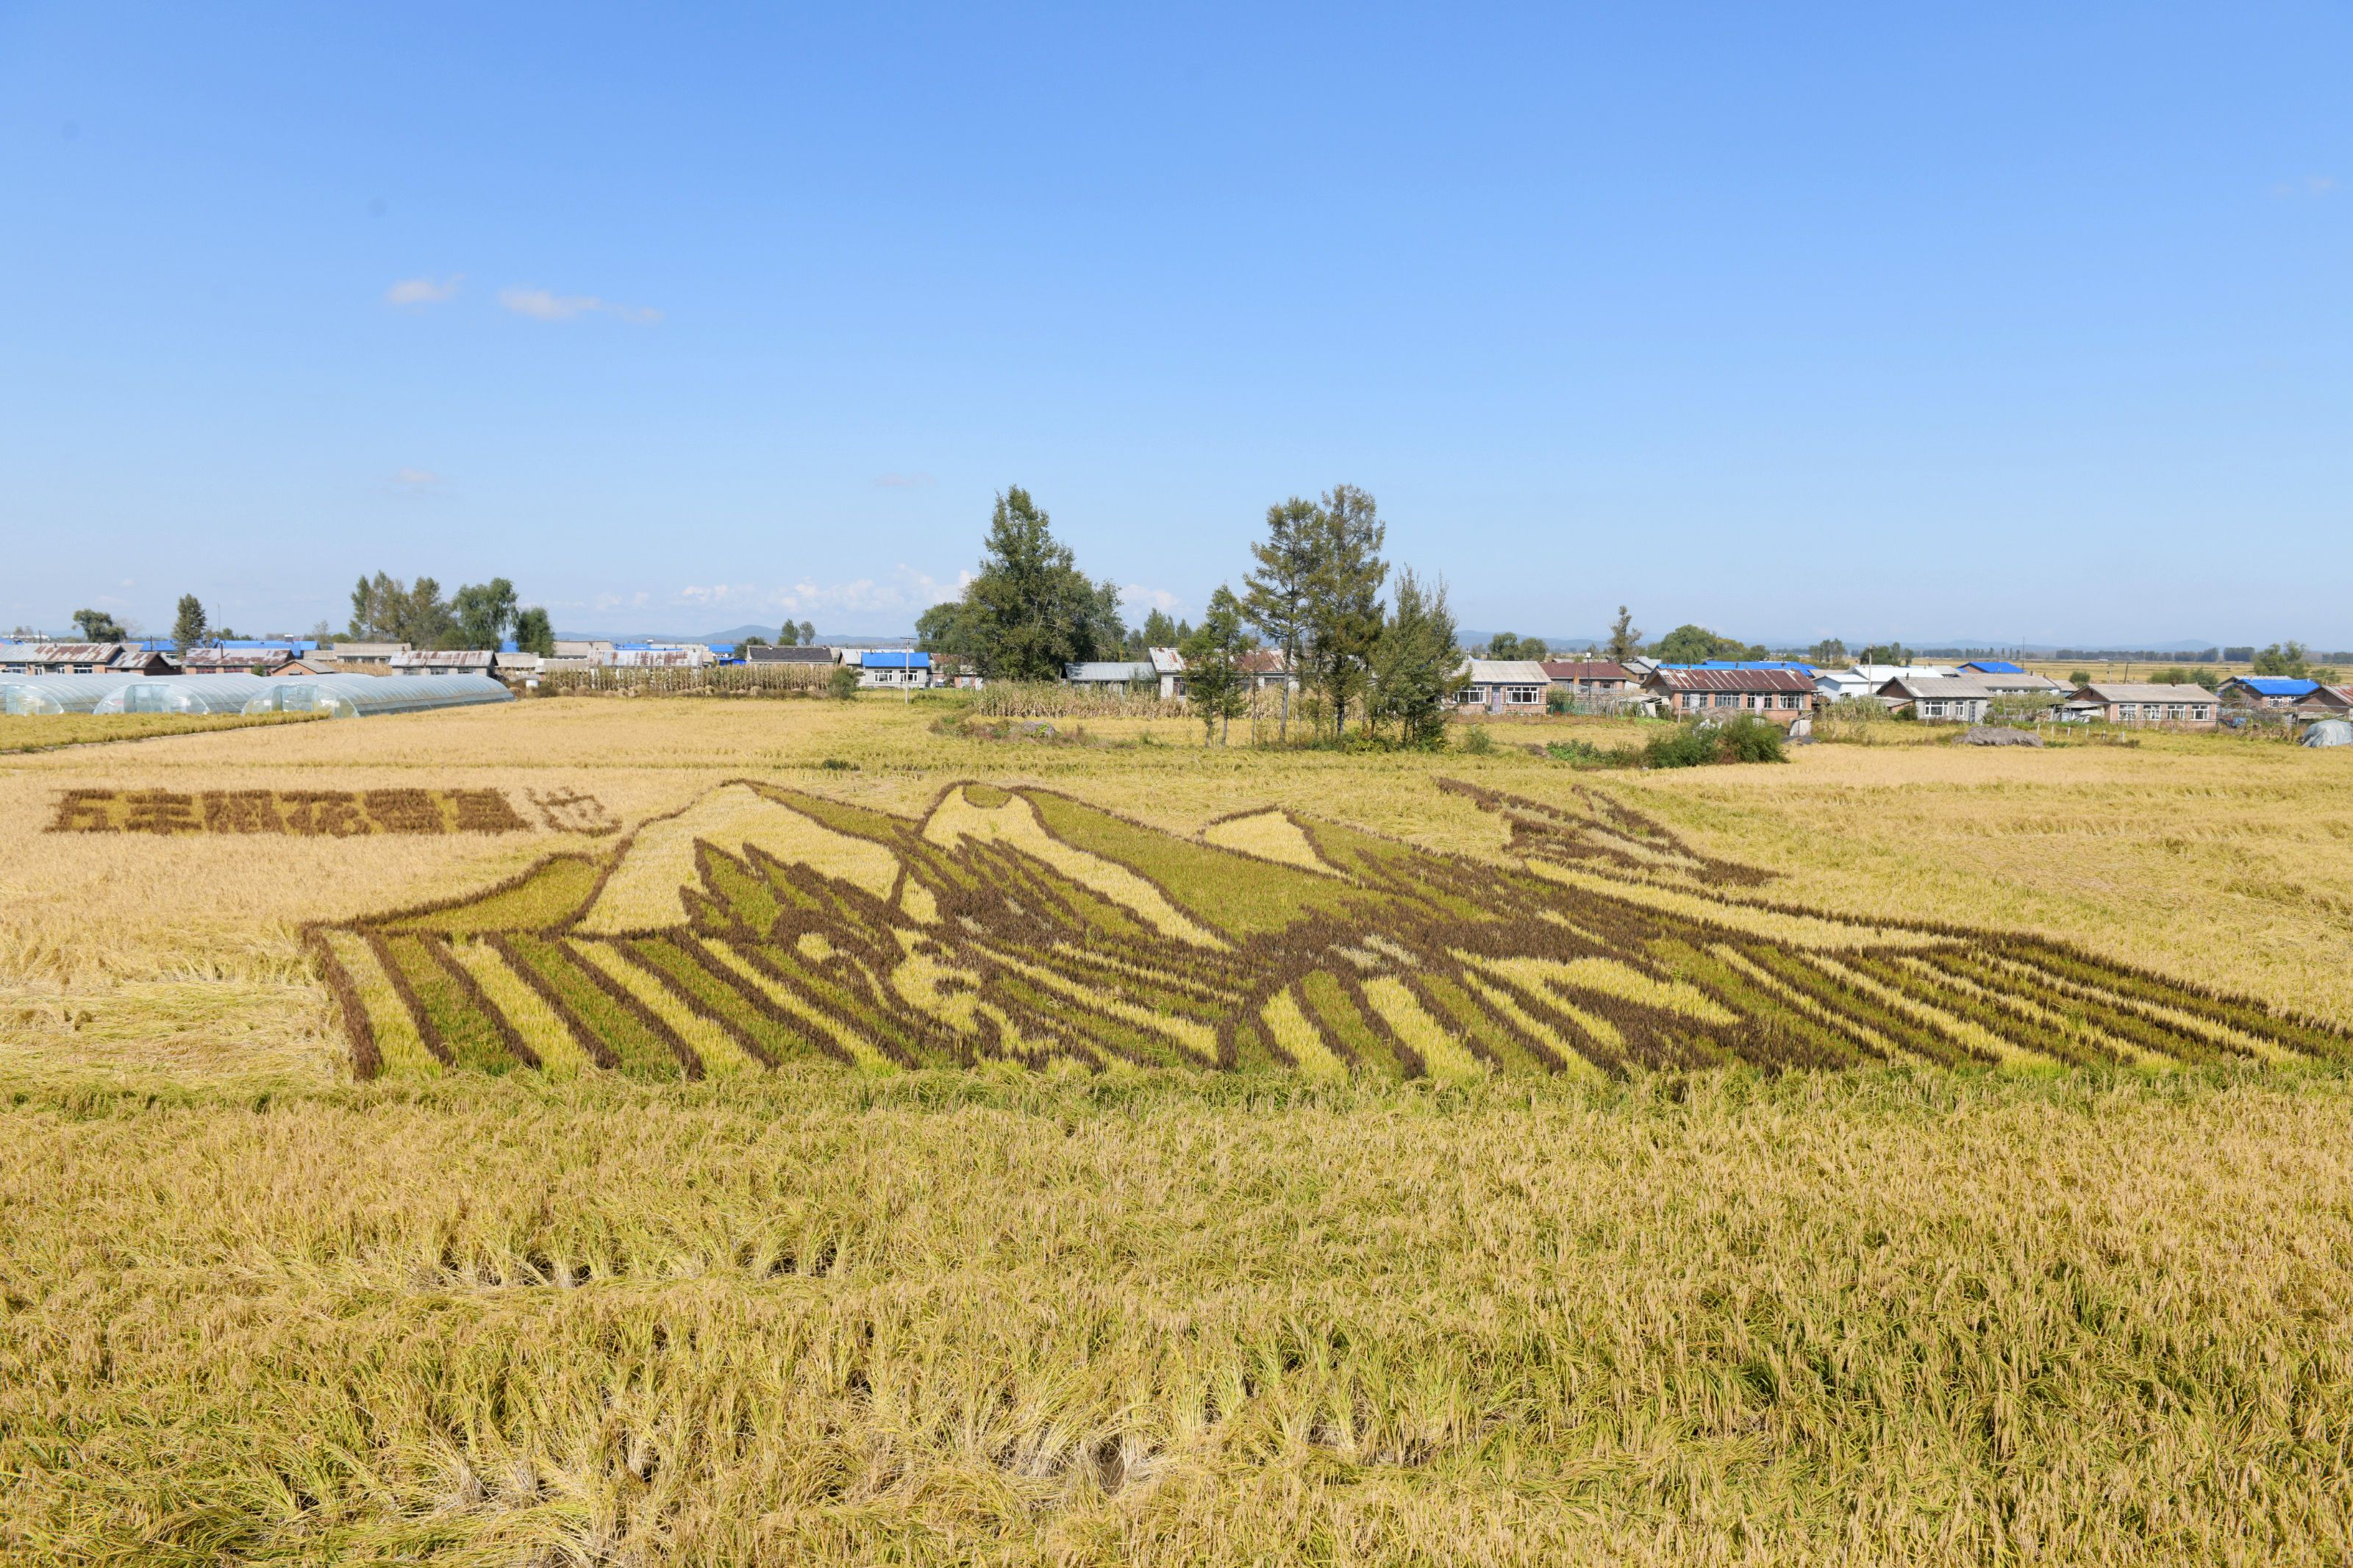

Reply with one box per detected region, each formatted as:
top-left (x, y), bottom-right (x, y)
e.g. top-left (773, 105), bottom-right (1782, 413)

top-left (0, 676), bottom-right (143, 715)
top-left (238, 674), bottom-right (515, 717)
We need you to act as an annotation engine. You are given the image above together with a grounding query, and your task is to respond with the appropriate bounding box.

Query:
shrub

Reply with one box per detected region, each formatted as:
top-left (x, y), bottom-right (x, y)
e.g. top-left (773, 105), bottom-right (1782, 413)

top-left (1714, 714), bottom-right (1787, 764)
top-left (1455, 724), bottom-right (1494, 756)
top-left (827, 665), bottom-right (861, 701)
top-left (1638, 717), bottom-right (1785, 770)
top-left (1640, 724), bottom-right (1719, 770)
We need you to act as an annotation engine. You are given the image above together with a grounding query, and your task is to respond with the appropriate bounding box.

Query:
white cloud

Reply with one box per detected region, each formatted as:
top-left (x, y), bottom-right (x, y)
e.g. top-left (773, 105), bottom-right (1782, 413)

top-left (388, 467), bottom-right (442, 490)
top-left (2271, 175), bottom-right (2338, 198)
top-left (874, 473), bottom-right (935, 490)
top-left (1120, 584), bottom-right (1186, 617)
top-left (385, 275), bottom-right (461, 307)
top-left (499, 287), bottom-right (663, 323)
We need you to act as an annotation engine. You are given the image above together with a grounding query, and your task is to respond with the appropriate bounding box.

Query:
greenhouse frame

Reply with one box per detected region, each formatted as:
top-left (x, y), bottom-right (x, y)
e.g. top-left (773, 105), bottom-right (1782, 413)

top-left (239, 674), bottom-right (514, 717)
top-left (0, 676), bottom-right (144, 715)
top-left (1, 673), bottom-right (518, 718)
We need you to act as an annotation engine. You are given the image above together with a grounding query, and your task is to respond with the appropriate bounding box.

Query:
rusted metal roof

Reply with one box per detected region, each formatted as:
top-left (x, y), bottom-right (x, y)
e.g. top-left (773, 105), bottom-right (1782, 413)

top-left (1646, 667), bottom-right (1815, 693)
top-left (1540, 660), bottom-right (1632, 681)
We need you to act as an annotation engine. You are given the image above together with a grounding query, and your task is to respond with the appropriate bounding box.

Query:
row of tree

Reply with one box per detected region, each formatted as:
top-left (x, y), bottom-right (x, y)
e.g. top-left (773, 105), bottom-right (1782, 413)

top-left (349, 573), bottom-right (554, 655)
top-left (915, 484), bottom-right (1460, 746)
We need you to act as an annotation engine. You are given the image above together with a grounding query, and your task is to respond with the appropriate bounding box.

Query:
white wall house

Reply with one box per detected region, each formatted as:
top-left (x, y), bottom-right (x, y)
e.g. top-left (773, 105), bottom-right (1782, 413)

top-left (1452, 659), bottom-right (1552, 715)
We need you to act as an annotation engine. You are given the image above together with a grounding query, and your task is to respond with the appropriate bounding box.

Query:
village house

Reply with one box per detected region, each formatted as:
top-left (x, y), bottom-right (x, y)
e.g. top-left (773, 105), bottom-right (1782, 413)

top-left (746, 644), bottom-right (834, 666)
top-left (2304, 685), bottom-right (2353, 715)
top-left (605, 643), bottom-right (715, 669)
top-left (1878, 669), bottom-right (2069, 721)
top-left (179, 647), bottom-right (292, 675)
top-left (2060, 683), bottom-right (2218, 728)
top-left (1813, 663), bottom-right (1960, 703)
top-left (1065, 660), bottom-right (1159, 690)
top-left (325, 641), bottom-right (408, 670)
top-left (1643, 667), bottom-right (1817, 726)
top-left (0, 642), bottom-right (176, 676)
top-left (1452, 659), bottom-right (1552, 716)
top-left (1540, 659), bottom-right (1635, 693)
top-left (860, 649), bottom-right (932, 688)
top-left (1235, 649), bottom-right (1295, 692)
top-left (2218, 676), bottom-right (2318, 709)
top-left (1149, 647), bottom-right (1187, 700)
top-left (390, 649), bottom-right (498, 676)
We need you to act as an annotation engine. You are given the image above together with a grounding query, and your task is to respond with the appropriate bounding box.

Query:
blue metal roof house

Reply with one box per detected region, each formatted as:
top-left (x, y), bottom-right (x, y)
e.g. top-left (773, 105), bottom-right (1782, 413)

top-left (859, 649), bottom-right (932, 687)
top-left (1959, 660), bottom-right (2027, 675)
top-left (2218, 676), bottom-right (2332, 710)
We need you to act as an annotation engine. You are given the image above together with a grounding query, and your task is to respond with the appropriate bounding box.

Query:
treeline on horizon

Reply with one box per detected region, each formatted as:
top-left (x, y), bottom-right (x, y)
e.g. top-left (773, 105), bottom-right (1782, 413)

top-left (907, 486), bottom-right (2351, 734)
top-left (343, 573), bottom-right (554, 656)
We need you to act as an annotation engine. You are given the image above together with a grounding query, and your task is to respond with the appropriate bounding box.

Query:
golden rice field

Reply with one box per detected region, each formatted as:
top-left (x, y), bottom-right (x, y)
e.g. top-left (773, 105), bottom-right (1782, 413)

top-left (4, 696), bottom-right (2353, 1563)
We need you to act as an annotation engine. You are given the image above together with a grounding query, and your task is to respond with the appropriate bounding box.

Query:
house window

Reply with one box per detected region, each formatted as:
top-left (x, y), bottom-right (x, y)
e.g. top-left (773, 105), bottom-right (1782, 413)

top-left (2165, 705), bottom-right (2183, 720)
top-left (1454, 689), bottom-right (1478, 706)
top-left (1506, 686), bottom-right (1540, 706)
top-left (1924, 702), bottom-right (1946, 717)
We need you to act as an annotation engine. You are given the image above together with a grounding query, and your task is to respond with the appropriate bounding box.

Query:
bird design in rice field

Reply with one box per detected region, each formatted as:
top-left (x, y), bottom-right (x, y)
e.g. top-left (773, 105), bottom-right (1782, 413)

top-left (311, 778), bottom-right (2349, 1079)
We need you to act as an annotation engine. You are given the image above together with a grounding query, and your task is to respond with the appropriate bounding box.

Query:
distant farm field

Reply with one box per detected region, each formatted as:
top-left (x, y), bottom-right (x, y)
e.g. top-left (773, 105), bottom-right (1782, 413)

top-left (4, 697), bottom-right (2353, 1562)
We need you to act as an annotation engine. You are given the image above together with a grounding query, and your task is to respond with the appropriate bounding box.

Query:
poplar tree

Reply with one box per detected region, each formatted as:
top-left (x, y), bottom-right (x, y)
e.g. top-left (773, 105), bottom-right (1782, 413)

top-left (1178, 585), bottom-right (1255, 745)
top-left (1299, 484), bottom-right (1388, 740)
top-left (1242, 498), bottom-right (1318, 742)
top-left (171, 595), bottom-right (208, 651)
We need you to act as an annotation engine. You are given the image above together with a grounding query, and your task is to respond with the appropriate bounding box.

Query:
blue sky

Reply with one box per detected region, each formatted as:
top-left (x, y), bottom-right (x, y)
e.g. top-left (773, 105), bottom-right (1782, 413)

top-left (3, 2), bottom-right (2346, 645)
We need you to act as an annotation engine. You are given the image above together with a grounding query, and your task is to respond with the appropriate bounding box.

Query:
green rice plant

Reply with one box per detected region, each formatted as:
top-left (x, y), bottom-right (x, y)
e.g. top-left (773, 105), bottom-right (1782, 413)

top-left (315, 776), bottom-right (2352, 1081)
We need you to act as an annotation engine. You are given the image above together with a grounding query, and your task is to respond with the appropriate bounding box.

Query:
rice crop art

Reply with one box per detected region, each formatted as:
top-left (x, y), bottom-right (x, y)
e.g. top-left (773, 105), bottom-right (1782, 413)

top-left (49, 787), bottom-right (534, 835)
top-left (46, 786), bottom-right (618, 837)
top-left (311, 778), bottom-right (2351, 1080)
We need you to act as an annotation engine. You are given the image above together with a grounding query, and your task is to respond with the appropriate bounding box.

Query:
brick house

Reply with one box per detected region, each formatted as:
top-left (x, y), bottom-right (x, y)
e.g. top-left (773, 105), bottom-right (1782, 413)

top-left (2060, 684), bottom-right (2218, 728)
top-left (1642, 667), bottom-right (1817, 727)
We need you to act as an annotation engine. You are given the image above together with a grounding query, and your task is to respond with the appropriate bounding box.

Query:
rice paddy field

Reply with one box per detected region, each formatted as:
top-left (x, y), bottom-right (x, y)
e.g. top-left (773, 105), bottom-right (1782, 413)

top-left (4, 695), bottom-right (2353, 1564)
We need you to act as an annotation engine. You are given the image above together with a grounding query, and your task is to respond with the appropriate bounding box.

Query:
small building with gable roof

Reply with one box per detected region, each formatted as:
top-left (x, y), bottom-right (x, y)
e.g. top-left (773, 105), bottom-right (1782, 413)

top-left (1643, 667), bottom-right (1817, 726)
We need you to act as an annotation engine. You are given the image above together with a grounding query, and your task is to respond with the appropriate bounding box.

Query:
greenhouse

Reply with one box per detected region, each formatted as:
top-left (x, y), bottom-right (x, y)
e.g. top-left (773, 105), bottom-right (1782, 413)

top-left (0, 676), bottom-right (143, 715)
top-left (90, 677), bottom-right (300, 715)
top-left (239, 674), bottom-right (514, 717)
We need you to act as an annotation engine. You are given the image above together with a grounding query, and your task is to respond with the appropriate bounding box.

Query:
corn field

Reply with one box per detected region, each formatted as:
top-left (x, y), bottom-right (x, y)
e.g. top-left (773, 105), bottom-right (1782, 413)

top-left (540, 664), bottom-right (835, 698)
top-left (967, 681), bottom-right (1189, 719)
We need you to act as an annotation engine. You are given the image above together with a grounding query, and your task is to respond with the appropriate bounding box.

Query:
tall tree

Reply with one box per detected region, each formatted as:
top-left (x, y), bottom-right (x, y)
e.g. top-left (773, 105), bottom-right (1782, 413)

top-left (1806, 637), bottom-right (1849, 667)
top-left (1242, 497), bottom-right (1319, 742)
top-left (1651, 623), bottom-right (1747, 663)
top-left (1481, 631), bottom-right (1545, 661)
top-left (1371, 569), bottom-right (1459, 749)
top-left (349, 573), bottom-right (404, 640)
top-left (1132, 607), bottom-right (1180, 659)
top-left (1604, 606), bottom-right (1642, 663)
top-left (397, 578), bottom-right (455, 648)
top-left (1299, 484), bottom-right (1388, 740)
top-left (2252, 642), bottom-right (2310, 679)
top-left (915, 487), bottom-right (1124, 681)
top-left (512, 606), bottom-right (556, 658)
top-left (171, 595), bottom-right (208, 651)
top-left (71, 608), bottom-right (125, 641)
top-left (451, 578), bottom-right (520, 650)
top-left (1177, 586), bottom-right (1256, 745)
